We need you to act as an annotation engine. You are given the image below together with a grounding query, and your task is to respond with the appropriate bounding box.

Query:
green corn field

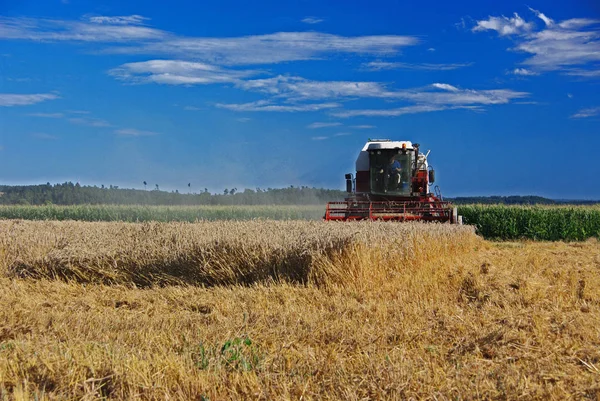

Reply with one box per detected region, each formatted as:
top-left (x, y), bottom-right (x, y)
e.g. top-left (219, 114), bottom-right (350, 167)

top-left (459, 204), bottom-right (600, 241)
top-left (0, 204), bottom-right (598, 241)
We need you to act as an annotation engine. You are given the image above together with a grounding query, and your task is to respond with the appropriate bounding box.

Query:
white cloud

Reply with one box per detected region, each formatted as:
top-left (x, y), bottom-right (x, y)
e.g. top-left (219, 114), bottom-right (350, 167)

top-left (427, 48), bottom-right (435, 52)
top-left (236, 75), bottom-right (394, 100)
top-left (564, 68), bottom-right (600, 78)
top-left (350, 125), bottom-right (375, 129)
top-left (333, 105), bottom-right (456, 118)
top-left (27, 109), bottom-right (110, 127)
top-left (0, 93), bottom-right (59, 106)
top-left (87, 15), bottom-right (149, 25)
top-left (333, 132), bottom-right (351, 136)
top-left (110, 59), bottom-right (258, 85)
top-left (362, 61), bottom-right (471, 71)
top-left (518, 24), bottom-right (600, 71)
top-left (68, 117), bottom-right (111, 127)
top-left (27, 112), bottom-right (65, 118)
top-left (571, 106), bottom-right (600, 118)
top-left (301, 17), bottom-right (323, 24)
top-left (234, 77), bottom-right (528, 108)
top-left (398, 86), bottom-right (527, 106)
top-left (511, 68), bottom-right (539, 76)
top-left (0, 16), bottom-right (418, 65)
top-left (215, 100), bottom-right (341, 112)
top-left (473, 10), bottom-right (600, 76)
top-left (222, 78), bottom-right (527, 116)
top-left (0, 16), bottom-right (167, 42)
top-left (109, 31), bottom-right (419, 65)
top-left (558, 19), bottom-right (598, 30)
top-left (431, 83), bottom-right (459, 91)
top-left (472, 13), bottom-right (534, 36)
top-left (528, 7), bottom-right (553, 27)
top-left (115, 128), bottom-right (160, 136)
top-left (330, 83), bottom-right (528, 118)
top-left (307, 122), bottom-right (342, 129)
top-left (311, 136), bottom-right (328, 140)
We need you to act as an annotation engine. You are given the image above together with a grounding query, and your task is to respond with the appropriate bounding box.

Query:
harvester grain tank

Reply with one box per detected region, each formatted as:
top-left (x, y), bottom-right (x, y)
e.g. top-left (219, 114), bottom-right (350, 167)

top-left (325, 139), bottom-right (461, 223)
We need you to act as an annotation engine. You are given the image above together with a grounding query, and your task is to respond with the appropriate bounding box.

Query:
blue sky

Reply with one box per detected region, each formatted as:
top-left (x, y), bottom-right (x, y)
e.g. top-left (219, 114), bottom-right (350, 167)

top-left (0, 0), bottom-right (599, 198)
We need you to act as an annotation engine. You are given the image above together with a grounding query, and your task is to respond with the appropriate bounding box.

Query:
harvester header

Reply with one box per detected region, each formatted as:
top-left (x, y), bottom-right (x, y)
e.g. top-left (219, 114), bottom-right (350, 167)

top-left (325, 139), bottom-right (460, 223)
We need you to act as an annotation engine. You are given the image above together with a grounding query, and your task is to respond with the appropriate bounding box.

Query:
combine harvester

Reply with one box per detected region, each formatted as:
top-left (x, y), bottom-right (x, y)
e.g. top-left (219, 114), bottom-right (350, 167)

top-left (325, 139), bottom-right (461, 223)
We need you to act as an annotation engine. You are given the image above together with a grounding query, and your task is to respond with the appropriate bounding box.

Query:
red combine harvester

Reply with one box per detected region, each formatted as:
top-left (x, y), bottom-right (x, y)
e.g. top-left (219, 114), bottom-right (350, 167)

top-left (325, 139), bottom-right (461, 223)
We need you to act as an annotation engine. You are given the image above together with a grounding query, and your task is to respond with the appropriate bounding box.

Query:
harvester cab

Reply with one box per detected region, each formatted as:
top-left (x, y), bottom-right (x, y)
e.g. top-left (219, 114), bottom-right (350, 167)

top-left (325, 139), bottom-right (461, 223)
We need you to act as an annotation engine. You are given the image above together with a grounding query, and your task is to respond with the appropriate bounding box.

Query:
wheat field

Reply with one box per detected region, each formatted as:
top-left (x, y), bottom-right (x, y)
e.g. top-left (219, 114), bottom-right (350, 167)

top-left (0, 220), bottom-right (599, 400)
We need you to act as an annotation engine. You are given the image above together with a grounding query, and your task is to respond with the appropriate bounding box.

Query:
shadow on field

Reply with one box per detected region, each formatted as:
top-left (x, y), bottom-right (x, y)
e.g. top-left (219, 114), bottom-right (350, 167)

top-left (7, 238), bottom-right (354, 288)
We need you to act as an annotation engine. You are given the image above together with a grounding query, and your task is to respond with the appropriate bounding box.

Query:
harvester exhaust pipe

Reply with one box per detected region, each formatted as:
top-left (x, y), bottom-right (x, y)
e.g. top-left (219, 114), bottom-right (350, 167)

top-left (413, 143), bottom-right (420, 177)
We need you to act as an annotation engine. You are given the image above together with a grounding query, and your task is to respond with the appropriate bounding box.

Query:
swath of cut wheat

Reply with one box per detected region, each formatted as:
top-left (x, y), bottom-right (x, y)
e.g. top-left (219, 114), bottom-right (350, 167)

top-left (0, 219), bottom-right (478, 289)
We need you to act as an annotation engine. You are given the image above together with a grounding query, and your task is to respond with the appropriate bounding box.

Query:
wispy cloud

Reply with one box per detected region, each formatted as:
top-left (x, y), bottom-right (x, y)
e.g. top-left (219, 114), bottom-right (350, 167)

top-left (362, 61), bottom-right (472, 71)
top-left (68, 117), bottom-right (111, 127)
top-left (110, 60), bottom-right (259, 85)
top-left (115, 128), bottom-right (160, 136)
top-left (571, 106), bottom-right (600, 118)
top-left (220, 79), bottom-right (527, 116)
top-left (27, 109), bottom-right (111, 127)
top-left (0, 15), bottom-right (418, 65)
top-left (0, 93), bottom-right (59, 106)
top-left (528, 7), bottom-right (553, 27)
top-left (333, 132), bottom-right (351, 136)
top-left (350, 125), bottom-right (375, 129)
top-left (564, 68), bottom-right (600, 78)
top-left (431, 83), bottom-right (459, 91)
top-left (87, 15), bottom-right (149, 25)
top-left (216, 100), bottom-right (341, 112)
top-left (0, 15), bottom-right (166, 42)
top-left (332, 104), bottom-right (473, 118)
top-left (236, 75), bottom-right (393, 100)
top-left (236, 117), bottom-right (251, 122)
top-left (473, 10), bottom-right (600, 77)
top-left (330, 83), bottom-right (528, 118)
top-left (311, 136), bottom-right (328, 140)
top-left (26, 112), bottom-right (64, 118)
top-left (472, 13), bottom-right (534, 36)
top-left (301, 17), bottom-right (324, 24)
top-left (307, 122), bottom-right (342, 129)
top-left (511, 68), bottom-right (539, 76)
top-left (234, 77), bottom-right (527, 108)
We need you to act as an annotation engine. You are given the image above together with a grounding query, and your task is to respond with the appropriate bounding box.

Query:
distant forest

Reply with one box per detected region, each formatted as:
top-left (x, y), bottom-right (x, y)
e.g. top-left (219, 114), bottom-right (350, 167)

top-left (0, 183), bottom-right (596, 206)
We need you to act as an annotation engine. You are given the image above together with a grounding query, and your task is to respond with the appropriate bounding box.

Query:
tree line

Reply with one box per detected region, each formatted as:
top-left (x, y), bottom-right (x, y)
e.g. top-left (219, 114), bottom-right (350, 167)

top-left (0, 183), bottom-right (595, 206)
top-left (0, 182), bottom-right (347, 206)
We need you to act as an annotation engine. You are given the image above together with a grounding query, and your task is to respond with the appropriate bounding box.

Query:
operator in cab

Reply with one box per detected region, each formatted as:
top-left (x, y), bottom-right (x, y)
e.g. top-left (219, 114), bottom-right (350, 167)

top-left (385, 155), bottom-right (402, 192)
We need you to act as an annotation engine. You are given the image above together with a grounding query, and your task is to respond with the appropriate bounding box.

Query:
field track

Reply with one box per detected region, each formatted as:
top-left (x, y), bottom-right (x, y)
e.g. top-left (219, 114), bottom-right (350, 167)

top-left (0, 220), bottom-right (599, 399)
